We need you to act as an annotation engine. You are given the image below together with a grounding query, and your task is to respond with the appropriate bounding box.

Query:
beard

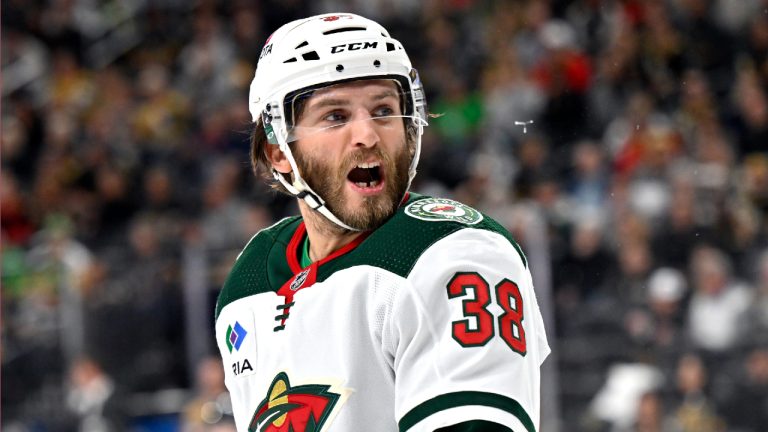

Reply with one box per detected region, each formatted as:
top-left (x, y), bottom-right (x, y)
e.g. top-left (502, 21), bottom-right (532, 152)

top-left (293, 140), bottom-right (411, 232)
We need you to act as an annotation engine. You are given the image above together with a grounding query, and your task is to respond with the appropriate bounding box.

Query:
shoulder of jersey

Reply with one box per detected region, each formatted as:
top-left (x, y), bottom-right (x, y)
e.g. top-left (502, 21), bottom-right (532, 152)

top-left (215, 216), bottom-right (301, 320)
top-left (215, 196), bottom-right (528, 320)
top-left (323, 194), bottom-right (528, 278)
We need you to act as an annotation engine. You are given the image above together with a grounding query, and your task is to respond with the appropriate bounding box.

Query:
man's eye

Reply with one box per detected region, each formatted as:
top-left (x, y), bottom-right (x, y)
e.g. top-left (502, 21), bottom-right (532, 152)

top-left (323, 111), bottom-right (346, 123)
top-left (373, 106), bottom-right (395, 117)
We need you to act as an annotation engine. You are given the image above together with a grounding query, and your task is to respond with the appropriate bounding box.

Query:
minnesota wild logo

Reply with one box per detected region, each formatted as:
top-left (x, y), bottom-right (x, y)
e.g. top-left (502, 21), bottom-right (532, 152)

top-left (405, 198), bottom-right (483, 225)
top-left (249, 372), bottom-right (341, 432)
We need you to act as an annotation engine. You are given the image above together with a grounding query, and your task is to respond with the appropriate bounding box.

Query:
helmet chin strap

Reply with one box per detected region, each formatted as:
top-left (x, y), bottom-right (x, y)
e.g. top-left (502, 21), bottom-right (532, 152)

top-left (405, 121), bottom-right (425, 190)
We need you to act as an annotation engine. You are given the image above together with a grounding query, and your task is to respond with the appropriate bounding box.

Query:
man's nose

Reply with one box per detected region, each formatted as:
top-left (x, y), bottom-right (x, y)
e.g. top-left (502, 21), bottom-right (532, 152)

top-left (348, 109), bottom-right (380, 149)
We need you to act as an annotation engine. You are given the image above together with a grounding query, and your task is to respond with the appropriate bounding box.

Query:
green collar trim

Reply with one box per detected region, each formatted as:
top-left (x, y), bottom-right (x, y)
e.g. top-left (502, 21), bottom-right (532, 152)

top-left (300, 234), bottom-right (312, 268)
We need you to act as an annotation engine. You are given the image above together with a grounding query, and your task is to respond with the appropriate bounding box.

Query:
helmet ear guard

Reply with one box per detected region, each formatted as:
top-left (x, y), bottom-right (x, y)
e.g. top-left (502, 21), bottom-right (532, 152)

top-left (261, 102), bottom-right (281, 146)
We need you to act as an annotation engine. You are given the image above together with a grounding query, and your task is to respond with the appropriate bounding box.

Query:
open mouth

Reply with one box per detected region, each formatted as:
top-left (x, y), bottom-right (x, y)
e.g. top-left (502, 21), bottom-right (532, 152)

top-left (347, 161), bottom-right (383, 188)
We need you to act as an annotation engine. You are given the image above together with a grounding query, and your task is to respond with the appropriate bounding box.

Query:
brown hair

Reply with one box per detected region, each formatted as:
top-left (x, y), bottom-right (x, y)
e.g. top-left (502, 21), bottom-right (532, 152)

top-left (249, 122), bottom-right (291, 194)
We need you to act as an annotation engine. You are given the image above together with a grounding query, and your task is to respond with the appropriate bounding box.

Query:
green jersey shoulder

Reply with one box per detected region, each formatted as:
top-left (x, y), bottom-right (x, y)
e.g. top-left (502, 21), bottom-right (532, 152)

top-left (215, 194), bottom-right (526, 320)
top-left (214, 216), bottom-right (300, 320)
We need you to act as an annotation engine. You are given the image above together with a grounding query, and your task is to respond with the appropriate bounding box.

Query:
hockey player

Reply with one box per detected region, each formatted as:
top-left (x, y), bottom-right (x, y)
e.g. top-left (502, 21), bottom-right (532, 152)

top-left (215, 12), bottom-right (550, 432)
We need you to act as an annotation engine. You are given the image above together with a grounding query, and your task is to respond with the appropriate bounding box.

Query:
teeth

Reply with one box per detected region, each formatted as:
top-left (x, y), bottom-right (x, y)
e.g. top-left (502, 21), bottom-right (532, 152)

top-left (354, 180), bottom-right (380, 188)
top-left (357, 162), bottom-right (380, 169)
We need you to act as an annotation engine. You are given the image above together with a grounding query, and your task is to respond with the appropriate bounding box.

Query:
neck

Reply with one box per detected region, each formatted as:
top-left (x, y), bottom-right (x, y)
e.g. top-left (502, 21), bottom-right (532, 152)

top-left (298, 201), bottom-right (361, 262)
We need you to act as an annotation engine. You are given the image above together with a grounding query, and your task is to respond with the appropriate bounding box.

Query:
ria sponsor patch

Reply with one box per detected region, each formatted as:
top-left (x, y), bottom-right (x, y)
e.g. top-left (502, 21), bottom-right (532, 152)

top-left (405, 198), bottom-right (483, 225)
top-left (226, 321), bottom-right (248, 353)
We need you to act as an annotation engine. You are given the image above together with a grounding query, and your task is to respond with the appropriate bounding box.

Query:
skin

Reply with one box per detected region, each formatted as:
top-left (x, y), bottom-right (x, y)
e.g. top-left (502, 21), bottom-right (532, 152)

top-left (266, 80), bottom-right (411, 261)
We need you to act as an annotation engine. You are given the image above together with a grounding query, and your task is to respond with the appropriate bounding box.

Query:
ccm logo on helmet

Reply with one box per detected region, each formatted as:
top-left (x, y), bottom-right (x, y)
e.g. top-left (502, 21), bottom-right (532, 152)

top-left (331, 41), bottom-right (378, 54)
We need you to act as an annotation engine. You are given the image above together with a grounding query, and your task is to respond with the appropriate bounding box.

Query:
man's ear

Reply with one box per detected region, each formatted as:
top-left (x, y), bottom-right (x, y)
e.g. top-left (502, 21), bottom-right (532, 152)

top-left (265, 144), bottom-right (292, 174)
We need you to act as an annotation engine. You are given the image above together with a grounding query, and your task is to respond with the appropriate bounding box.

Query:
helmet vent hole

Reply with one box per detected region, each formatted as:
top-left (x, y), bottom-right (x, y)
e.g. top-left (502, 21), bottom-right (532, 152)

top-left (283, 57), bottom-right (297, 63)
top-left (386, 42), bottom-right (396, 52)
top-left (336, 64), bottom-right (344, 72)
top-left (373, 60), bottom-right (381, 67)
top-left (295, 41), bottom-right (309, 49)
top-left (301, 51), bottom-right (320, 61)
top-left (323, 26), bottom-right (366, 35)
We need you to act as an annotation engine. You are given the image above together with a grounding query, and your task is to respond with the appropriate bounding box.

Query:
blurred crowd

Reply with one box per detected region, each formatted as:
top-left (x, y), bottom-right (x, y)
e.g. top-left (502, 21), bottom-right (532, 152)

top-left (2, 0), bottom-right (768, 431)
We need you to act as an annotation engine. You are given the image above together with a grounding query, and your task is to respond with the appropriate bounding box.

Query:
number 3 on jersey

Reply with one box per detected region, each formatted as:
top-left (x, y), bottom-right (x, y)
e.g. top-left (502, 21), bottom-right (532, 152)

top-left (446, 272), bottom-right (526, 355)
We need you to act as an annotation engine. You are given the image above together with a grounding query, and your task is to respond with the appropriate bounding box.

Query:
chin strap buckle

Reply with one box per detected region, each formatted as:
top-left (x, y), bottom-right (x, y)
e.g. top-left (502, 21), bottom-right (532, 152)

top-left (296, 190), bottom-right (322, 210)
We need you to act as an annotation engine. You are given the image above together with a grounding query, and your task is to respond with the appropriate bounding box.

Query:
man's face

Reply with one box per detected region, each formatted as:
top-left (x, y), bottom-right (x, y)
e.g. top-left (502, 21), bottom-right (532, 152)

top-left (291, 79), bottom-right (411, 231)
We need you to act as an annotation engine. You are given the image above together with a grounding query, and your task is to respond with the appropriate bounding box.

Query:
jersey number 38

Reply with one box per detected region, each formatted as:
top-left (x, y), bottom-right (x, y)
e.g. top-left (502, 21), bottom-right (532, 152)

top-left (446, 272), bottom-right (526, 355)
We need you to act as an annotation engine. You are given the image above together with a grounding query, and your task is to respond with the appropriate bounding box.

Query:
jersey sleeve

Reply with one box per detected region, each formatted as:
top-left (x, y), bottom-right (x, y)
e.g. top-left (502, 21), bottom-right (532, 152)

top-left (215, 299), bottom-right (260, 432)
top-left (390, 228), bottom-right (550, 432)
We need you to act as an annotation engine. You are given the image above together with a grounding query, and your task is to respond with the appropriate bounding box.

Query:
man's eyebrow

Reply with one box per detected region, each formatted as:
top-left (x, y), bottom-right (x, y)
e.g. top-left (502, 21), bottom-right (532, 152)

top-left (371, 89), bottom-right (399, 101)
top-left (307, 90), bottom-right (399, 111)
top-left (307, 98), bottom-right (349, 111)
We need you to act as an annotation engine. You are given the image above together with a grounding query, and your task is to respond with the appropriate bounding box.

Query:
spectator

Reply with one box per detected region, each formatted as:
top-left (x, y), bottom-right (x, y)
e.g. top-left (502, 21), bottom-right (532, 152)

top-left (182, 357), bottom-right (232, 432)
top-left (639, 0), bottom-right (686, 103)
top-left (554, 218), bottom-right (614, 308)
top-left (744, 249), bottom-right (768, 338)
top-left (132, 62), bottom-right (191, 156)
top-left (26, 214), bottom-right (93, 362)
top-left (717, 346), bottom-right (768, 432)
top-left (730, 64), bottom-right (768, 158)
top-left (85, 217), bottom-right (184, 391)
top-left (531, 19), bottom-right (593, 147)
top-left (65, 357), bottom-right (127, 432)
top-left (739, 154), bottom-right (768, 213)
top-left (650, 174), bottom-right (712, 269)
top-left (200, 157), bottom-right (251, 252)
top-left (177, 8), bottom-right (237, 115)
top-left (668, 353), bottom-right (725, 432)
top-left (512, 134), bottom-right (555, 199)
top-left (618, 391), bottom-right (667, 432)
top-left (1, 171), bottom-right (37, 246)
top-left (743, 14), bottom-right (768, 84)
top-left (565, 139), bottom-right (611, 221)
top-left (624, 267), bottom-right (689, 368)
top-left (480, 48), bottom-right (545, 160)
top-left (93, 164), bottom-right (138, 242)
top-left (611, 238), bottom-right (654, 307)
top-left (686, 245), bottom-right (752, 354)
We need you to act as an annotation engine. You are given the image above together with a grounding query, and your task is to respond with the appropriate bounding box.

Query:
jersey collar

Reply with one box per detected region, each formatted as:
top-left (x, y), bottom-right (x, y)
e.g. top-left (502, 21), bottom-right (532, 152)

top-left (285, 221), bottom-right (370, 274)
top-left (285, 191), bottom-right (410, 273)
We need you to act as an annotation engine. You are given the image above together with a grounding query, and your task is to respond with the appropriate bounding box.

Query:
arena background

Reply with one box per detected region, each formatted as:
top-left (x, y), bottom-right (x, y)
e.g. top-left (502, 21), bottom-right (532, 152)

top-left (3, 0), bottom-right (768, 431)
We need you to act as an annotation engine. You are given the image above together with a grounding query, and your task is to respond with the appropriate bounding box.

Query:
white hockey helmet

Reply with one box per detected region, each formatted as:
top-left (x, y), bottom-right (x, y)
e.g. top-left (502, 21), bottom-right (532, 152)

top-left (248, 13), bottom-right (428, 231)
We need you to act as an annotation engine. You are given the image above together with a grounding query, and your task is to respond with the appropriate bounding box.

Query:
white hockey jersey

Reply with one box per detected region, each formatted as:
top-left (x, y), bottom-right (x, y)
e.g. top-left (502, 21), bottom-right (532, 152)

top-left (215, 194), bottom-right (550, 432)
